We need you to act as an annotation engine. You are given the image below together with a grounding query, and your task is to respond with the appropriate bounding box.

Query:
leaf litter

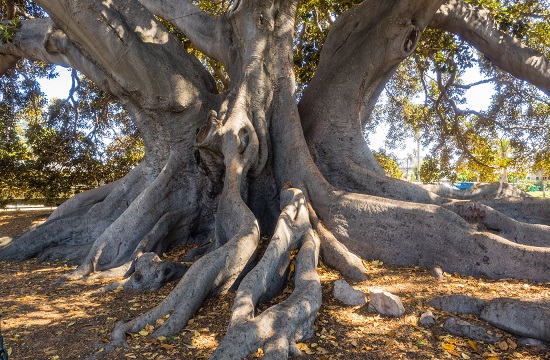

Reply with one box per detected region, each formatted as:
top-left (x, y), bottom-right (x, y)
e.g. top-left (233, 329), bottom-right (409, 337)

top-left (1, 211), bottom-right (549, 359)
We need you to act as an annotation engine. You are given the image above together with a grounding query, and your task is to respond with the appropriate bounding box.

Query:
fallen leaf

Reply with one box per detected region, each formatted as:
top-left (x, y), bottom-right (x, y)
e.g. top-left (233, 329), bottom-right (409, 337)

top-left (385, 338), bottom-right (397, 347)
top-left (461, 353), bottom-right (470, 359)
top-left (160, 343), bottom-right (174, 350)
top-left (468, 339), bottom-right (479, 352)
top-left (316, 346), bottom-right (328, 354)
top-left (406, 315), bottom-right (419, 326)
top-left (296, 343), bottom-right (315, 355)
top-left (498, 341), bottom-right (509, 351)
top-left (506, 339), bottom-right (517, 349)
top-left (442, 343), bottom-right (455, 352)
top-left (254, 348), bottom-right (264, 358)
top-left (139, 329), bottom-right (149, 336)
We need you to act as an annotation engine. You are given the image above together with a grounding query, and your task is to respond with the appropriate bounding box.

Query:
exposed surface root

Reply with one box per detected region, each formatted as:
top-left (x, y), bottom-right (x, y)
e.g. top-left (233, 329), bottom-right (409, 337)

top-left (328, 157), bottom-right (444, 204)
top-left (111, 214), bottom-right (259, 340)
top-left (422, 182), bottom-right (528, 200)
top-left (308, 204), bottom-right (367, 280)
top-left (111, 108), bottom-right (262, 342)
top-left (0, 163), bottom-right (155, 262)
top-left (229, 188), bottom-right (311, 325)
top-left (481, 197), bottom-right (550, 226)
top-left (212, 229), bottom-right (321, 359)
top-left (309, 188), bottom-right (550, 282)
top-left (443, 201), bottom-right (550, 247)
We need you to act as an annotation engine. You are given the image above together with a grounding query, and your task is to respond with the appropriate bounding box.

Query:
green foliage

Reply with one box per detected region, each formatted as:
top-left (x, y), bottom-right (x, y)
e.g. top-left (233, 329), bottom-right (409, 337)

top-left (372, 149), bottom-right (403, 179)
top-left (294, 0), bottom-right (363, 94)
top-left (0, 18), bottom-right (20, 43)
top-left (0, 64), bottom-right (143, 204)
top-left (419, 156), bottom-right (442, 183)
top-left (372, 0), bottom-right (550, 180)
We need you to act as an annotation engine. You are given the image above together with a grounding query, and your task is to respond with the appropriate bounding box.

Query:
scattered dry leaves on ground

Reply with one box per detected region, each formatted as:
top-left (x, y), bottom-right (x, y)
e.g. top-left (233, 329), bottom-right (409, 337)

top-left (1, 210), bottom-right (549, 359)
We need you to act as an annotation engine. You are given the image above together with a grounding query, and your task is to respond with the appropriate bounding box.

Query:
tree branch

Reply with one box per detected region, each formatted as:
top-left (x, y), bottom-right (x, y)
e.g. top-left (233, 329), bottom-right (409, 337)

top-left (137, 0), bottom-right (230, 66)
top-left (0, 18), bottom-right (113, 92)
top-left (35, 0), bottom-right (217, 111)
top-left (431, 0), bottom-right (550, 95)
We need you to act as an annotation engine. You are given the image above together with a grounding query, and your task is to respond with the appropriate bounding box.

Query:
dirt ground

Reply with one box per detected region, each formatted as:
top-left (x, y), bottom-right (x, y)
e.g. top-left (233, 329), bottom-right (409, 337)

top-left (1, 210), bottom-right (549, 360)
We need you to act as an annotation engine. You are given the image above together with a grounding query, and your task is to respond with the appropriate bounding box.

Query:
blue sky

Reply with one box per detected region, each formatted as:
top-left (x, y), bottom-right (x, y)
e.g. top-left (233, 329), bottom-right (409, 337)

top-left (39, 65), bottom-right (494, 160)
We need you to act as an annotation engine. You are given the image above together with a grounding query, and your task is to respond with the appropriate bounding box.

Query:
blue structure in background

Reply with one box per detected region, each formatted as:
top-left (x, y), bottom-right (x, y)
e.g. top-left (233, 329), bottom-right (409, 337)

top-left (454, 182), bottom-right (476, 190)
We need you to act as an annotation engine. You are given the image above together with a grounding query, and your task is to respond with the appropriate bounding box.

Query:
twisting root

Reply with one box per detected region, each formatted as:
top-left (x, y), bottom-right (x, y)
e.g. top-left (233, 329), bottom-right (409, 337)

top-left (211, 188), bottom-right (322, 359)
top-left (212, 229), bottom-right (321, 359)
top-left (230, 188), bottom-right (310, 324)
top-left (112, 105), bottom-right (262, 342)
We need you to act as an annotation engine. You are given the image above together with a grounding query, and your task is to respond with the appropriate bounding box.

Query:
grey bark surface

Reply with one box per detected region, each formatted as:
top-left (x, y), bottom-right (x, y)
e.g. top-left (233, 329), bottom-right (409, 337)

top-left (431, 0), bottom-right (550, 96)
top-left (0, 0), bottom-right (549, 358)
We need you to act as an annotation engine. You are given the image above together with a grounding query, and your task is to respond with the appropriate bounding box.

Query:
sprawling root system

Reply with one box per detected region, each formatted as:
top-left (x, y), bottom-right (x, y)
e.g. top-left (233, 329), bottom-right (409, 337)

top-left (1, 0), bottom-right (550, 358)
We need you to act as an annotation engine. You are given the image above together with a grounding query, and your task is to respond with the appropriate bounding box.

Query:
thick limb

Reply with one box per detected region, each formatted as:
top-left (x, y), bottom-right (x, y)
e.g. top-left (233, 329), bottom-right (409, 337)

top-left (432, 0), bottom-right (550, 95)
top-left (298, 0), bottom-right (445, 193)
top-left (137, 0), bottom-right (230, 65)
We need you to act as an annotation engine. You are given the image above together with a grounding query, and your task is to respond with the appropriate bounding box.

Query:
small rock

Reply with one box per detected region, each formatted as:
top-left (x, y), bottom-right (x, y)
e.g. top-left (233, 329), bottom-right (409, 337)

top-left (429, 294), bottom-right (487, 315)
top-left (443, 317), bottom-right (499, 343)
top-left (368, 287), bottom-right (405, 317)
top-left (419, 310), bottom-right (436, 327)
top-left (332, 279), bottom-right (367, 306)
top-left (480, 298), bottom-right (550, 342)
top-left (430, 265), bottom-right (444, 281)
top-left (517, 338), bottom-right (549, 349)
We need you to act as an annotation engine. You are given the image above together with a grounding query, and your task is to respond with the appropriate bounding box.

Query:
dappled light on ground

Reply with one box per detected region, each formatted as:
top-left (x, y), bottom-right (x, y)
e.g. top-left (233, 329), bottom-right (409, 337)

top-left (0, 211), bottom-right (549, 359)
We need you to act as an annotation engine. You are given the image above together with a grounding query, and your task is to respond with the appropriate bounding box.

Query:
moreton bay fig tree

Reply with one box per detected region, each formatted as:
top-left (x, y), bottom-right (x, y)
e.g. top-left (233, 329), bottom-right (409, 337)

top-left (1, 0), bottom-right (549, 358)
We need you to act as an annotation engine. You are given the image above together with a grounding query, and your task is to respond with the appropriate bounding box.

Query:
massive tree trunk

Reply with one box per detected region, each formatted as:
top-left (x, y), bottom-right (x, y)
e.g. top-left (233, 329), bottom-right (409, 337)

top-left (1, 0), bottom-right (549, 358)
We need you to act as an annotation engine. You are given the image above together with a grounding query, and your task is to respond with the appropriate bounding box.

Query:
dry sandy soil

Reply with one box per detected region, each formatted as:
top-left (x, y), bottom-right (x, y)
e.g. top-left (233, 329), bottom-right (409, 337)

top-left (1, 210), bottom-right (549, 359)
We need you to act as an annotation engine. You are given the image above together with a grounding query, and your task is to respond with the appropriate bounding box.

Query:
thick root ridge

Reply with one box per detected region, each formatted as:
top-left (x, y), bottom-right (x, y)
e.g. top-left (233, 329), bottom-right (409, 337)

top-left (443, 201), bottom-right (550, 247)
top-left (422, 182), bottom-right (528, 200)
top-left (481, 197), bottom-right (550, 226)
top-left (61, 155), bottom-right (201, 281)
top-left (0, 163), bottom-right (154, 262)
top-left (101, 252), bottom-right (189, 292)
top-left (308, 204), bottom-right (367, 280)
top-left (112, 112), bottom-right (262, 341)
top-left (309, 186), bottom-right (550, 282)
top-left (230, 187), bottom-right (312, 325)
top-left (212, 229), bottom-right (321, 359)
